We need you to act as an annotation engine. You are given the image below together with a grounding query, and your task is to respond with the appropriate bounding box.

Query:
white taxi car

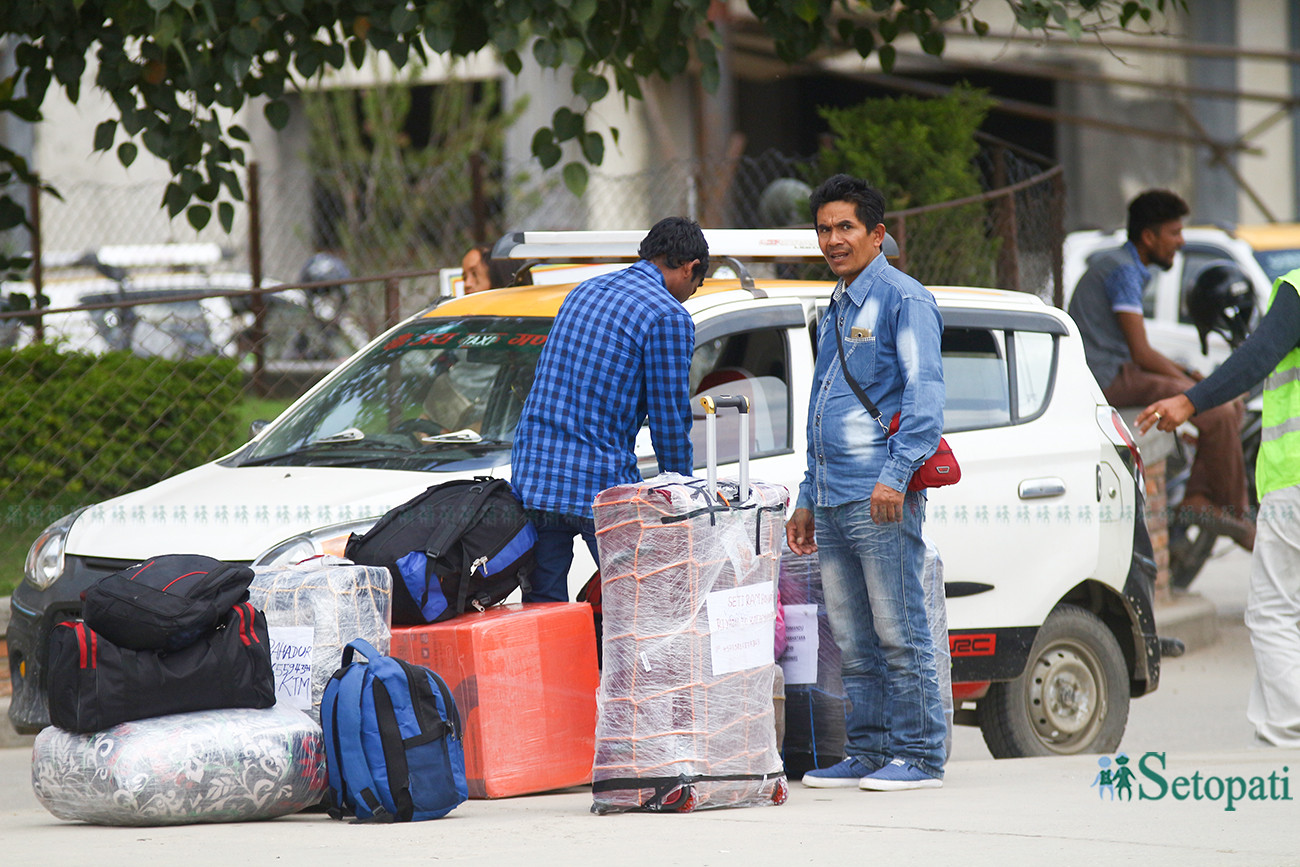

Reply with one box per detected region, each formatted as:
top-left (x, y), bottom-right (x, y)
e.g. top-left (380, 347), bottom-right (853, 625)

top-left (9, 230), bottom-right (1159, 758)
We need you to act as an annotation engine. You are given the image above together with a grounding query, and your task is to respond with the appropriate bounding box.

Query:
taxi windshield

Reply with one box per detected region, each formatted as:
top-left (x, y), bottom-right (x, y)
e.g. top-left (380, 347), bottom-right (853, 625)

top-left (237, 316), bottom-right (551, 468)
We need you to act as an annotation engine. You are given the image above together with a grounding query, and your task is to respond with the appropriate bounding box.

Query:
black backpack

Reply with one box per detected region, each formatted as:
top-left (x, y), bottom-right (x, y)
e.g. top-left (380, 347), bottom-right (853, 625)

top-left (81, 554), bottom-right (255, 652)
top-left (345, 477), bottom-right (536, 625)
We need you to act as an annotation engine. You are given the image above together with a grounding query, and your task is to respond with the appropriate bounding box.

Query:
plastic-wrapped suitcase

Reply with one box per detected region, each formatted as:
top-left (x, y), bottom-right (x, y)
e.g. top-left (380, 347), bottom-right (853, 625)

top-left (249, 557), bottom-right (393, 723)
top-left (778, 536), bottom-right (953, 776)
top-left (31, 705), bottom-right (326, 825)
top-left (591, 395), bottom-right (789, 813)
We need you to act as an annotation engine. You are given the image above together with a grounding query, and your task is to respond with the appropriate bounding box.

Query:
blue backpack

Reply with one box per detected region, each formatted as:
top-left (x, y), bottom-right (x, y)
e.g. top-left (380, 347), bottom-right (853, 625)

top-left (321, 639), bottom-right (468, 822)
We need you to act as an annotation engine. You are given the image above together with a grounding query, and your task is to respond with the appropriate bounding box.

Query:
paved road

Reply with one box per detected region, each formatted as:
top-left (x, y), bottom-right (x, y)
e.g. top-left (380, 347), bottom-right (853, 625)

top-left (3, 546), bottom-right (1297, 864)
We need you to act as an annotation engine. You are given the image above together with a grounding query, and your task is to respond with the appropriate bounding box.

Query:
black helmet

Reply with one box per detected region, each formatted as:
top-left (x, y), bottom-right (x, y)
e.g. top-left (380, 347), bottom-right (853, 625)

top-left (1186, 262), bottom-right (1255, 353)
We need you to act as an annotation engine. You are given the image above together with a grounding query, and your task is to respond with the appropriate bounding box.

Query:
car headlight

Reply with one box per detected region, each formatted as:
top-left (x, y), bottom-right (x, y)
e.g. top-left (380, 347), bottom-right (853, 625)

top-left (24, 507), bottom-right (89, 591)
top-left (252, 519), bottom-right (378, 568)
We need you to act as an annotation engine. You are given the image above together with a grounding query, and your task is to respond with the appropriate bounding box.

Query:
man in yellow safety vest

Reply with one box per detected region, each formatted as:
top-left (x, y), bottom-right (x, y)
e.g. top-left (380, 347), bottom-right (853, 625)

top-left (1139, 269), bottom-right (1300, 746)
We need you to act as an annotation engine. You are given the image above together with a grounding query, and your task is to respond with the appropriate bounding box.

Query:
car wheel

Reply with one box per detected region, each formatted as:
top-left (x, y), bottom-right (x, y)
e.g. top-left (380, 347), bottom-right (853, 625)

top-left (977, 604), bottom-right (1129, 758)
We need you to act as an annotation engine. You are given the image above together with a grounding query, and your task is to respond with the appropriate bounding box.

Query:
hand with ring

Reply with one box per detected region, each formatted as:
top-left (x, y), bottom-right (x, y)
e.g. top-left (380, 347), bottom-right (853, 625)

top-left (1136, 395), bottom-right (1196, 434)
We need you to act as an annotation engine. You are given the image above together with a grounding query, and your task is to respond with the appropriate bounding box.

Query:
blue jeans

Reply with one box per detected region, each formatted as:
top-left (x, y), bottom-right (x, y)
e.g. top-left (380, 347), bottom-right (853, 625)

top-left (525, 510), bottom-right (599, 603)
top-left (816, 495), bottom-right (946, 779)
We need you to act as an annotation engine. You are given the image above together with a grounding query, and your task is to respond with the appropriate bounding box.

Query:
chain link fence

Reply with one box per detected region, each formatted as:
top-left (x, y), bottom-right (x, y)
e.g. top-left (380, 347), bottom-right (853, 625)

top-left (0, 142), bottom-right (1063, 592)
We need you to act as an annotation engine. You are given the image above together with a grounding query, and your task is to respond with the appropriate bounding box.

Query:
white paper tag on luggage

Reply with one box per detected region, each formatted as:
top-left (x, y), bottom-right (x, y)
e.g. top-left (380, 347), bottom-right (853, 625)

top-left (777, 604), bottom-right (820, 685)
top-left (268, 625), bottom-right (315, 711)
top-left (706, 582), bottom-right (775, 675)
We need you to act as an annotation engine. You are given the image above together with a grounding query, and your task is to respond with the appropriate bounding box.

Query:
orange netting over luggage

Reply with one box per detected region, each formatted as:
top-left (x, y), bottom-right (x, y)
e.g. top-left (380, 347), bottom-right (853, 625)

top-left (591, 472), bottom-right (788, 813)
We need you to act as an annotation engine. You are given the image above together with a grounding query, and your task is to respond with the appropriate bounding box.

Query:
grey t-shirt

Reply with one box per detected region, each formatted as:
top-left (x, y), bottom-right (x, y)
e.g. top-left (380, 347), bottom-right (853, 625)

top-left (1067, 243), bottom-right (1152, 390)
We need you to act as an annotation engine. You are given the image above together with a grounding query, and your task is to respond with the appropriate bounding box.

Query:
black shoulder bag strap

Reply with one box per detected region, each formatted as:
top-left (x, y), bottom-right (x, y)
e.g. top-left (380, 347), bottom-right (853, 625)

top-left (832, 305), bottom-right (890, 434)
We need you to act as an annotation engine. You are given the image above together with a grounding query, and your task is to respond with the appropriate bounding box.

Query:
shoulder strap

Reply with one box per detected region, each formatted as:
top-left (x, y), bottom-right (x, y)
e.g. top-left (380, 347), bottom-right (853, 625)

top-left (335, 661), bottom-right (393, 821)
top-left (321, 670), bottom-right (349, 819)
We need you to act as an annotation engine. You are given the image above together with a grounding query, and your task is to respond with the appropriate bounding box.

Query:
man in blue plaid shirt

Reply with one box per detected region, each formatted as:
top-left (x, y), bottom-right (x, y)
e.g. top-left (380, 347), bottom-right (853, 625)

top-left (511, 217), bottom-right (709, 602)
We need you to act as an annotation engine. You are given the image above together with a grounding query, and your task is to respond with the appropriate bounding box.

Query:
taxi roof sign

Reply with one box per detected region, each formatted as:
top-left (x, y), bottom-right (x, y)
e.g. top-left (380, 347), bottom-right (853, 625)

top-left (491, 229), bottom-right (899, 262)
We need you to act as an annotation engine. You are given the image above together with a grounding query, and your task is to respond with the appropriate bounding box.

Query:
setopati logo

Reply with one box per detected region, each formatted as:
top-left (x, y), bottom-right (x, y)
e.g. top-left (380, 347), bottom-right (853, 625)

top-left (1091, 752), bottom-right (1292, 812)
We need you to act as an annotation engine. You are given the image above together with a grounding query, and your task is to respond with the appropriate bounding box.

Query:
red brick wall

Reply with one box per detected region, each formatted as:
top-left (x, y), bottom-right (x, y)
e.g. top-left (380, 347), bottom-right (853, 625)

top-left (1145, 458), bottom-right (1171, 597)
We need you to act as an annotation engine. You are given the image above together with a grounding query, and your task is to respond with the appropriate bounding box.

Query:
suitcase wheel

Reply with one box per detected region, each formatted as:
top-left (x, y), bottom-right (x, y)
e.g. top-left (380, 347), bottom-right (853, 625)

top-left (660, 784), bottom-right (696, 813)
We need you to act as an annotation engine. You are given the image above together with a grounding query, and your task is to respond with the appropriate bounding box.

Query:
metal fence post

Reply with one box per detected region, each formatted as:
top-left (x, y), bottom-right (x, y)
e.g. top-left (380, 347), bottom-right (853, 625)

top-left (471, 151), bottom-right (486, 244)
top-left (385, 277), bottom-right (401, 330)
top-left (29, 179), bottom-right (44, 343)
top-left (1051, 172), bottom-right (1067, 309)
top-left (894, 214), bottom-right (908, 273)
top-left (247, 161), bottom-right (267, 396)
top-left (993, 146), bottom-right (1021, 293)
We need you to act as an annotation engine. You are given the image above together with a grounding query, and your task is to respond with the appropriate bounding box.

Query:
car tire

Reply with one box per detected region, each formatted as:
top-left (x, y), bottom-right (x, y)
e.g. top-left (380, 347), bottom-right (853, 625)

top-left (977, 604), bottom-right (1129, 758)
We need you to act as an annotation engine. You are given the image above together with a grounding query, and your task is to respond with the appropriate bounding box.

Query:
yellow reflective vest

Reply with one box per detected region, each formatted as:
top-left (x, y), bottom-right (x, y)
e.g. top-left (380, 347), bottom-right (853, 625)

top-left (1257, 271), bottom-right (1300, 499)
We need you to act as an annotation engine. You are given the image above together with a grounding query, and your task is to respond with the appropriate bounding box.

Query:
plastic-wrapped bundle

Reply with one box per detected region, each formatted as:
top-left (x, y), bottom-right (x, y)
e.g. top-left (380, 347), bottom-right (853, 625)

top-left (778, 537), bottom-right (952, 773)
top-left (591, 472), bottom-right (788, 813)
top-left (31, 705), bottom-right (326, 825)
top-left (249, 558), bottom-right (392, 722)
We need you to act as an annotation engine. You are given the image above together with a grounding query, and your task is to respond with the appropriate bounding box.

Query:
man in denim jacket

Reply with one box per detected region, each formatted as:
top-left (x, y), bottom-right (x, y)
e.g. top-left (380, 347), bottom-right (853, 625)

top-left (787, 174), bottom-right (947, 791)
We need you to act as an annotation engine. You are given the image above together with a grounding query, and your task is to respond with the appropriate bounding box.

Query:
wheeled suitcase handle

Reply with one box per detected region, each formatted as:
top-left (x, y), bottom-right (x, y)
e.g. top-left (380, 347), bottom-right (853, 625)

top-left (698, 394), bottom-right (750, 502)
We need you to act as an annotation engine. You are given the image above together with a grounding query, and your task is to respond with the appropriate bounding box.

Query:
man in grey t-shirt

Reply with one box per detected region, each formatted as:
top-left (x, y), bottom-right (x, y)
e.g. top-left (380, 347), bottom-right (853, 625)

top-left (1067, 189), bottom-right (1252, 549)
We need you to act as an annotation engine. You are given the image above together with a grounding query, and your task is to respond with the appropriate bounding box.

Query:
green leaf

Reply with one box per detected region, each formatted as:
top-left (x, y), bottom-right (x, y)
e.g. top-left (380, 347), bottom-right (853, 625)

top-left (164, 182), bottom-right (188, 217)
top-left (117, 142), bottom-right (138, 167)
top-left (919, 31), bottom-right (945, 56)
top-left (0, 196), bottom-right (26, 231)
top-left (228, 124), bottom-right (250, 143)
top-left (186, 204), bottom-right (211, 231)
top-left (853, 27), bottom-right (876, 57)
top-left (229, 26), bottom-right (260, 57)
top-left (572, 0), bottom-right (598, 22)
top-left (562, 161), bottom-right (588, 196)
top-left (878, 18), bottom-right (899, 42)
top-left (581, 131), bottom-right (604, 165)
top-left (562, 38), bottom-right (586, 68)
top-left (553, 107), bottom-right (583, 141)
top-left (575, 73), bottom-right (609, 104)
top-left (264, 99), bottom-right (290, 130)
top-left (531, 128), bottom-right (562, 169)
top-left (878, 43), bottom-right (897, 72)
top-left (503, 51), bottom-right (523, 76)
top-left (219, 201), bottom-right (235, 232)
top-left (533, 39), bottom-right (560, 68)
top-left (93, 120), bottom-right (117, 152)
top-left (793, 0), bottom-right (819, 24)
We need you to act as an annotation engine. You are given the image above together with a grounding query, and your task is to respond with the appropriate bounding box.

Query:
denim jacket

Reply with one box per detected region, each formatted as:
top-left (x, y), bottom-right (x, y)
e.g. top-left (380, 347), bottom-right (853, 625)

top-left (796, 252), bottom-right (945, 511)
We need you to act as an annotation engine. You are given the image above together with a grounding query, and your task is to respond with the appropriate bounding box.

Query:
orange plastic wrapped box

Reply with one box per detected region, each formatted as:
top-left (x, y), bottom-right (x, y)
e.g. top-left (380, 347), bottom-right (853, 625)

top-left (389, 602), bottom-right (599, 798)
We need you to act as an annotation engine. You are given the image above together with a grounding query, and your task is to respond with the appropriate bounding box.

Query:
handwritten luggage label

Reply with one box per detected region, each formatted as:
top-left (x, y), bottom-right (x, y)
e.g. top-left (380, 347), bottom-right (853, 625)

top-left (268, 626), bottom-right (315, 710)
top-left (706, 582), bottom-right (776, 675)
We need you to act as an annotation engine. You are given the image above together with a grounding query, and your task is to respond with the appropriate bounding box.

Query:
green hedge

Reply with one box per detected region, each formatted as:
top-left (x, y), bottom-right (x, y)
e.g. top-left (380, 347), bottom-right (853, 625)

top-left (0, 343), bottom-right (242, 501)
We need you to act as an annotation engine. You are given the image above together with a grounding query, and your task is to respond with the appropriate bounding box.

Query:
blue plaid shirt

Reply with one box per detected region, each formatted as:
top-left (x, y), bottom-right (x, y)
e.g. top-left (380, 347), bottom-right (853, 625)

top-left (511, 259), bottom-right (695, 517)
top-left (796, 252), bottom-right (945, 510)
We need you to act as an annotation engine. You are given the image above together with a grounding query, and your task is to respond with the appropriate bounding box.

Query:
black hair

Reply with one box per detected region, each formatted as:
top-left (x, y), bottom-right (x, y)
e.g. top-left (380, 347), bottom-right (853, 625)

top-left (639, 217), bottom-right (710, 282)
top-left (471, 244), bottom-right (532, 288)
top-left (1127, 190), bottom-right (1189, 244)
top-left (809, 174), bottom-right (886, 228)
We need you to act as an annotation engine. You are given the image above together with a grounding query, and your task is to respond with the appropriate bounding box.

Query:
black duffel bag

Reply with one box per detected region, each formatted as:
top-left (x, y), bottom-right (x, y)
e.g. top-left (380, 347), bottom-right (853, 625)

top-left (47, 602), bottom-right (276, 733)
top-left (81, 554), bottom-right (255, 652)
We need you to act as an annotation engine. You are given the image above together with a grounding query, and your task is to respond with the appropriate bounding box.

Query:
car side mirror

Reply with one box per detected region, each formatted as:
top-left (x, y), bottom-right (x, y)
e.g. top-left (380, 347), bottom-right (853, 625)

top-left (249, 419), bottom-right (269, 439)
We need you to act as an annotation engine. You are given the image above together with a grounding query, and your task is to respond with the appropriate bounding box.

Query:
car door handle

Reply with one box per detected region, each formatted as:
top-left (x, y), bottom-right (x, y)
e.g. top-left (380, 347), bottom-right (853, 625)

top-left (1019, 477), bottom-right (1066, 499)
